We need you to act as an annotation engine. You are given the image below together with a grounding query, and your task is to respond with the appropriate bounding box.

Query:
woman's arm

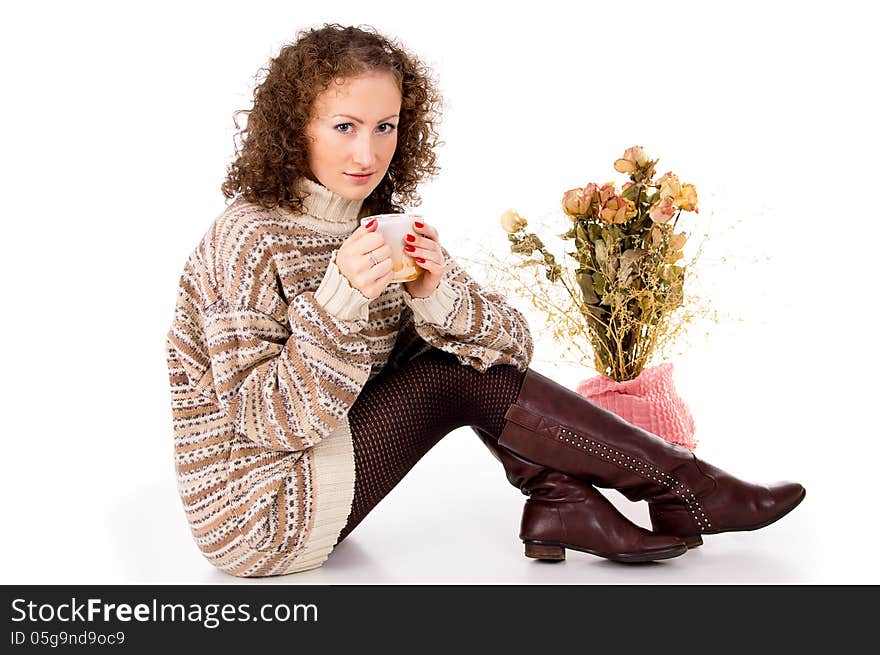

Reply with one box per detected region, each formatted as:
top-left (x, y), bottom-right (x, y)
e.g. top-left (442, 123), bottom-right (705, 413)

top-left (204, 251), bottom-right (373, 453)
top-left (401, 244), bottom-right (534, 373)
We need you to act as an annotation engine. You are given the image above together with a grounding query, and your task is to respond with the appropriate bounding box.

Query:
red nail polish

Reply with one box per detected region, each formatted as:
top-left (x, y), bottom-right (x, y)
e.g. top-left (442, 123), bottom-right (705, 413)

top-left (414, 221), bottom-right (424, 228)
top-left (416, 257), bottom-right (425, 263)
top-left (366, 219), bottom-right (376, 229)
top-left (405, 244), bottom-right (416, 252)
top-left (406, 234), bottom-right (415, 242)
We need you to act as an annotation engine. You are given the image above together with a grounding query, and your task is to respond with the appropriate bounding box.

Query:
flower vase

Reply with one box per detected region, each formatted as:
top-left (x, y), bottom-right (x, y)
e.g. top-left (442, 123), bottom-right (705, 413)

top-left (575, 361), bottom-right (697, 451)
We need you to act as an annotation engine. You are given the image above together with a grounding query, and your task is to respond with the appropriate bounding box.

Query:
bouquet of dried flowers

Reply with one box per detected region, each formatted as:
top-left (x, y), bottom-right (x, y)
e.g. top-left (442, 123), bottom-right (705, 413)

top-left (476, 146), bottom-right (713, 449)
top-left (497, 145), bottom-right (703, 382)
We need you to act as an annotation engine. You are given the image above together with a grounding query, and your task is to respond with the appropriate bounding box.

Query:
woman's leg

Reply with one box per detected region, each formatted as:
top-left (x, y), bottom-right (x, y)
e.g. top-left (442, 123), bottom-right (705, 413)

top-left (334, 347), bottom-right (688, 563)
top-left (495, 367), bottom-right (806, 546)
top-left (335, 347), bottom-right (524, 543)
top-left (336, 347), bottom-right (805, 555)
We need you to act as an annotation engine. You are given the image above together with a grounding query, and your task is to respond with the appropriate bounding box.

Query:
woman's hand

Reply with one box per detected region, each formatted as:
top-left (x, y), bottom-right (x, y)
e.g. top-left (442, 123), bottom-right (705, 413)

top-left (403, 218), bottom-right (445, 299)
top-left (335, 220), bottom-right (396, 299)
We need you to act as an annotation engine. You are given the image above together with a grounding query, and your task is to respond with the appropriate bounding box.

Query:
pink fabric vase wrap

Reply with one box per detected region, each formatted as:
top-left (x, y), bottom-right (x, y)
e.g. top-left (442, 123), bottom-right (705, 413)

top-left (575, 362), bottom-right (697, 451)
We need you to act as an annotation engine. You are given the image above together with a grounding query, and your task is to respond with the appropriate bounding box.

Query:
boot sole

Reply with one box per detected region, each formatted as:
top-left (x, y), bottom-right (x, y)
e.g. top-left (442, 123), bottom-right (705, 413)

top-left (677, 486), bottom-right (807, 548)
top-left (524, 540), bottom-right (688, 563)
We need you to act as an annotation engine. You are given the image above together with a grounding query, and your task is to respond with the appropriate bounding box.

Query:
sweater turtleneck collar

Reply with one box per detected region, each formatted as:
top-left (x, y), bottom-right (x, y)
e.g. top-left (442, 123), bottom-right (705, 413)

top-left (283, 177), bottom-right (367, 236)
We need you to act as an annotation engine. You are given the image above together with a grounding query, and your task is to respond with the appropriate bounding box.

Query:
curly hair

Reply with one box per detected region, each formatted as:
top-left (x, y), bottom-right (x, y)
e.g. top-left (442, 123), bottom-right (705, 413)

top-left (221, 23), bottom-right (444, 216)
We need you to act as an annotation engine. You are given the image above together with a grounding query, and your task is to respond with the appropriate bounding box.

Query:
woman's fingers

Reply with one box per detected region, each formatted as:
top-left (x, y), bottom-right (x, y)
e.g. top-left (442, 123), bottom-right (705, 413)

top-left (404, 221), bottom-right (442, 261)
top-left (414, 255), bottom-right (442, 271)
top-left (404, 227), bottom-right (443, 264)
top-left (405, 244), bottom-right (442, 264)
top-left (368, 244), bottom-right (393, 263)
top-left (367, 256), bottom-right (394, 283)
top-left (411, 218), bottom-right (439, 242)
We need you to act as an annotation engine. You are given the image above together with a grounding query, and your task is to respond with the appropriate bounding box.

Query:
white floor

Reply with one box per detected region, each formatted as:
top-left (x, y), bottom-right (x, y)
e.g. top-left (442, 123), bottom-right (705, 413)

top-left (85, 345), bottom-right (870, 586)
top-left (4, 331), bottom-right (874, 586)
top-left (96, 429), bottom-right (834, 585)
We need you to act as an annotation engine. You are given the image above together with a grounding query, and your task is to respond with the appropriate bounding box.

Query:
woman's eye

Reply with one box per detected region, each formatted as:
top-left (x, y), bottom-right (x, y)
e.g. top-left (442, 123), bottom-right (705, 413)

top-left (334, 122), bottom-right (396, 134)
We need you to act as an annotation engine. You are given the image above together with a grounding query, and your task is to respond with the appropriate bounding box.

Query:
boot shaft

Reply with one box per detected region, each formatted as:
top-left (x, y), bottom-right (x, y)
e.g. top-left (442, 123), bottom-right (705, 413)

top-left (473, 426), bottom-right (591, 502)
top-left (498, 367), bottom-right (806, 540)
top-left (501, 399), bottom-right (712, 504)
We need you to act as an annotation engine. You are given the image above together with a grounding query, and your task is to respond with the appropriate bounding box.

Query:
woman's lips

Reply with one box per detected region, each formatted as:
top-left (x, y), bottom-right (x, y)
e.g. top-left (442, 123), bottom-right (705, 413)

top-left (345, 172), bottom-right (374, 184)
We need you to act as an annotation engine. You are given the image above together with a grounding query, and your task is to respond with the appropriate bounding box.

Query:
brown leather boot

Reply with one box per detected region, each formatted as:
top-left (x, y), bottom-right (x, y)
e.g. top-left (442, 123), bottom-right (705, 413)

top-left (496, 368), bottom-right (806, 548)
top-left (472, 427), bottom-right (688, 563)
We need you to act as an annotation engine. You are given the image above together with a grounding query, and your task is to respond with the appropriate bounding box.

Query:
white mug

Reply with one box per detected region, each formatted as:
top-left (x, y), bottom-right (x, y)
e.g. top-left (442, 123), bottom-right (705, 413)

top-left (359, 213), bottom-right (425, 283)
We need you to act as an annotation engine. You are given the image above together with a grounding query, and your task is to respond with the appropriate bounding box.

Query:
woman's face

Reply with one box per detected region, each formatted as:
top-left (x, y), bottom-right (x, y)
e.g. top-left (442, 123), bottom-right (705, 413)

top-left (305, 71), bottom-right (402, 201)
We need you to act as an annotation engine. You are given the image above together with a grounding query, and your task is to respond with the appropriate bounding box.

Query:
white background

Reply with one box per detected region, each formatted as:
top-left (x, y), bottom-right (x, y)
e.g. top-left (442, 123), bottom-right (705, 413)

top-left (1, 0), bottom-right (877, 584)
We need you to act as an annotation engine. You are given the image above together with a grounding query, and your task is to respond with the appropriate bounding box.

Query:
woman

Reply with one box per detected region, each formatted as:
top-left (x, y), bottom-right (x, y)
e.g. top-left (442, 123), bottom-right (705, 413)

top-left (165, 24), bottom-right (805, 577)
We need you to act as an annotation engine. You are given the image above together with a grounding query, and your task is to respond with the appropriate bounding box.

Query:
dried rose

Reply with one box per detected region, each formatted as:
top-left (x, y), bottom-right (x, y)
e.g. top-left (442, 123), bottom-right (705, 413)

top-left (657, 172), bottom-right (682, 201)
top-left (677, 183), bottom-right (699, 213)
top-left (600, 196), bottom-right (635, 224)
top-left (669, 231), bottom-right (687, 251)
top-left (561, 184), bottom-right (597, 218)
top-left (614, 145), bottom-right (649, 174)
top-left (649, 195), bottom-right (676, 224)
top-left (597, 182), bottom-right (618, 205)
top-left (499, 208), bottom-right (528, 233)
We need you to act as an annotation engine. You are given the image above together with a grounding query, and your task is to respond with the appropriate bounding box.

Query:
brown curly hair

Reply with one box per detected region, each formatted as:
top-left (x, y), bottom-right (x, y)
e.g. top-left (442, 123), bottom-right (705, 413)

top-left (221, 23), bottom-right (444, 216)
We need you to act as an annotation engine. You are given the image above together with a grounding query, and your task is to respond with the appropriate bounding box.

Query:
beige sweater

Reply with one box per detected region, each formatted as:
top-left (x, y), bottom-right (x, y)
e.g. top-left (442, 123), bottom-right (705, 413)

top-left (165, 177), bottom-right (534, 577)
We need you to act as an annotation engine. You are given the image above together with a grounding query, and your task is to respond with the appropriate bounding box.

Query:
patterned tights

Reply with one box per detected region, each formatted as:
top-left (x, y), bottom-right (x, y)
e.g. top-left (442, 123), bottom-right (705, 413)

top-left (335, 347), bottom-right (527, 544)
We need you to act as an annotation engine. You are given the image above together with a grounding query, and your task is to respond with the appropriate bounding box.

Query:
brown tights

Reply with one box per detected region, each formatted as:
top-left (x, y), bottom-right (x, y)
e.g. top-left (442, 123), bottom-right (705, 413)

top-left (335, 347), bottom-right (527, 544)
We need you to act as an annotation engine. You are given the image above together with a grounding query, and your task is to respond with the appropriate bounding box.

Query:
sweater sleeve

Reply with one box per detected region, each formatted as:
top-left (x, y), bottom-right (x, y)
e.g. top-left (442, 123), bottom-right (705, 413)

top-left (401, 244), bottom-right (534, 373)
top-left (204, 251), bottom-right (373, 453)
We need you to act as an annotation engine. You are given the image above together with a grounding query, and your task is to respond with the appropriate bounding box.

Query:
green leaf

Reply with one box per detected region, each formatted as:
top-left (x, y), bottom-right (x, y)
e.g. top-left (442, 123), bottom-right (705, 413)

top-left (592, 271), bottom-right (606, 296)
top-left (617, 248), bottom-right (645, 285)
top-left (601, 227), bottom-right (618, 246)
top-left (578, 271), bottom-right (599, 303)
top-left (621, 184), bottom-right (639, 201)
top-left (594, 239), bottom-right (606, 266)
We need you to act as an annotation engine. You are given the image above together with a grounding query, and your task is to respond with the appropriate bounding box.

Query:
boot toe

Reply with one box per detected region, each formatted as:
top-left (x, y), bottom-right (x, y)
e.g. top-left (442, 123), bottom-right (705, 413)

top-left (742, 480), bottom-right (806, 532)
top-left (640, 530), bottom-right (689, 555)
top-left (609, 530), bottom-right (688, 563)
top-left (770, 480), bottom-right (806, 516)
top-left (645, 531), bottom-right (688, 551)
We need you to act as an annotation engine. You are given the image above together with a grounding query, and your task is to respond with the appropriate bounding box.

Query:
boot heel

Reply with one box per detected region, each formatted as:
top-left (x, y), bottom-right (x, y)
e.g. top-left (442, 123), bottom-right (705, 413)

top-left (524, 541), bottom-right (566, 560)
top-left (684, 534), bottom-right (703, 549)
top-left (650, 503), bottom-right (704, 548)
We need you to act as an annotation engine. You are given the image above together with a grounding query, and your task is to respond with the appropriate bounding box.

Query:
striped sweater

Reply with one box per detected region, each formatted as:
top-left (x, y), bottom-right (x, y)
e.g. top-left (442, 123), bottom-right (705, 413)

top-left (165, 177), bottom-right (534, 577)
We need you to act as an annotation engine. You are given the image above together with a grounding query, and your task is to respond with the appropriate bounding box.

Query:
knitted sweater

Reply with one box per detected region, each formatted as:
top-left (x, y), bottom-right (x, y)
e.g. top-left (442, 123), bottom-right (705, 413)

top-left (165, 177), bottom-right (534, 577)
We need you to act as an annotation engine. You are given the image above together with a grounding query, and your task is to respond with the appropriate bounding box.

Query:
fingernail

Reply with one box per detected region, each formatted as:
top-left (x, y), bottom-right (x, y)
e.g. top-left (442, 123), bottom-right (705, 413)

top-left (416, 257), bottom-right (425, 263)
top-left (414, 221), bottom-right (424, 228)
top-left (405, 244), bottom-right (416, 252)
top-left (406, 234), bottom-right (415, 242)
top-left (366, 219), bottom-right (376, 229)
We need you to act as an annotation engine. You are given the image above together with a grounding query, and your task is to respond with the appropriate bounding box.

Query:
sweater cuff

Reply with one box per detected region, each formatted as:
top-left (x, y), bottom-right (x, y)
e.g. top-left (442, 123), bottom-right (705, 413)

top-left (314, 250), bottom-right (371, 322)
top-left (402, 276), bottom-right (460, 326)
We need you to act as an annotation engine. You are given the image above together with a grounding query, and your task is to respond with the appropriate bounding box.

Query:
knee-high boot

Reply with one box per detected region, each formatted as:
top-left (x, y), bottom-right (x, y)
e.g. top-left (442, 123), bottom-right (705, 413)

top-left (496, 368), bottom-right (806, 548)
top-left (472, 427), bottom-right (688, 562)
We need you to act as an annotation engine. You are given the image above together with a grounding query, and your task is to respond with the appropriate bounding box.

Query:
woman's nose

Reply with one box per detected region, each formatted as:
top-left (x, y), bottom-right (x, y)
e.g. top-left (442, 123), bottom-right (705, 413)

top-left (352, 134), bottom-right (377, 168)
